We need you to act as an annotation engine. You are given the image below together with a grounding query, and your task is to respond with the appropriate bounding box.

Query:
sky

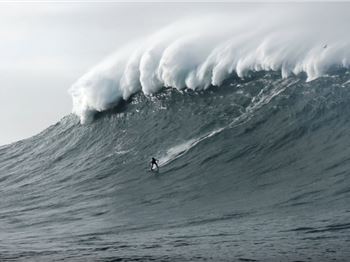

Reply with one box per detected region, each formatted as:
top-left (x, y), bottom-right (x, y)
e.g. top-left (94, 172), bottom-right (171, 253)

top-left (0, 2), bottom-right (229, 145)
top-left (1, 2), bottom-right (278, 146)
top-left (0, 1), bottom-right (344, 145)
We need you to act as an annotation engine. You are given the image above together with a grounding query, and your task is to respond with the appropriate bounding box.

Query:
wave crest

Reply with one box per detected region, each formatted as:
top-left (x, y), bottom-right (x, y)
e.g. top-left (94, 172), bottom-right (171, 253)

top-left (69, 5), bottom-right (350, 123)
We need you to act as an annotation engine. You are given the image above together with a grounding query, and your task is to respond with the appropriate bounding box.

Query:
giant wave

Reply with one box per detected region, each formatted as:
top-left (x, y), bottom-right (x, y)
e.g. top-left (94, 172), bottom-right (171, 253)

top-left (70, 4), bottom-right (350, 123)
top-left (1, 3), bottom-right (350, 261)
top-left (1, 69), bottom-right (350, 260)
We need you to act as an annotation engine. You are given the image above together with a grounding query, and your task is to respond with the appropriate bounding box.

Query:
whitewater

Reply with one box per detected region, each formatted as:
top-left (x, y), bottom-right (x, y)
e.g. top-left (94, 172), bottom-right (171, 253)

top-left (1, 3), bottom-right (350, 261)
top-left (70, 4), bottom-right (350, 124)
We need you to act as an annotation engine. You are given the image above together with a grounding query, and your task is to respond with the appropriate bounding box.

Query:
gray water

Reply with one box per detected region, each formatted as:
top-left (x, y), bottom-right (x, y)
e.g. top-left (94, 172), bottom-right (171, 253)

top-left (1, 71), bottom-right (350, 261)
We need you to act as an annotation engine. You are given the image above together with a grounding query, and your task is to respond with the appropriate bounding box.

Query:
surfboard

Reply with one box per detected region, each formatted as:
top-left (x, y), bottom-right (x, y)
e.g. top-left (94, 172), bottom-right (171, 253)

top-left (148, 163), bottom-right (159, 173)
top-left (150, 167), bottom-right (159, 173)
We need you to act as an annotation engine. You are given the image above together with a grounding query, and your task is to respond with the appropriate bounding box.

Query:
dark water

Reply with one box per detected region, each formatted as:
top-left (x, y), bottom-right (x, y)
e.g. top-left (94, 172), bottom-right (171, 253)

top-left (1, 71), bottom-right (350, 261)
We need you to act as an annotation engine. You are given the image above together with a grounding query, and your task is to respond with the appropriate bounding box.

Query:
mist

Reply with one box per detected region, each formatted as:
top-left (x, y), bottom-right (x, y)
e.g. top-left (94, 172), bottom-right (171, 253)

top-left (69, 3), bottom-right (350, 124)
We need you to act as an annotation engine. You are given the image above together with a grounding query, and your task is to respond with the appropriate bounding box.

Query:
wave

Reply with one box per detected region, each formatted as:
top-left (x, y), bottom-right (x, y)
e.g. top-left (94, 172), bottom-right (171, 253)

top-left (2, 4), bottom-right (350, 261)
top-left (2, 65), bottom-right (350, 260)
top-left (69, 4), bottom-right (350, 123)
top-left (158, 128), bottom-right (224, 167)
top-left (157, 77), bottom-right (292, 168)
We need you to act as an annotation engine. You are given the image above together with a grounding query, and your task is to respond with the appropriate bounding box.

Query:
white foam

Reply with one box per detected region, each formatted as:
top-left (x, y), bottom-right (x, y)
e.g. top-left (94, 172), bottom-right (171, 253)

top-left (69, 5), bottom-right (350, 123)
top-left (158, 128), bottom-right (224, 167)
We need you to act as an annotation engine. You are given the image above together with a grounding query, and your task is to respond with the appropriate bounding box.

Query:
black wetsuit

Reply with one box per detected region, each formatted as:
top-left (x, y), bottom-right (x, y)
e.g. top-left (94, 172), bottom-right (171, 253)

top-left (151, 158), bottom-right (159, 170)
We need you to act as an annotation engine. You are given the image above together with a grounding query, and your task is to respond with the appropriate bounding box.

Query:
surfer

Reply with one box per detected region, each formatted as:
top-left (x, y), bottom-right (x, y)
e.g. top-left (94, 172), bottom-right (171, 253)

top-left (150, 157), bottom-right (159, 171)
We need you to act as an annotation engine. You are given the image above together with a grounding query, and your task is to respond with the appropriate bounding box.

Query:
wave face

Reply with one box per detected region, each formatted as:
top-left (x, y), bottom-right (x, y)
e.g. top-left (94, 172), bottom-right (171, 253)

top-left (1, 69), bottom-right (350, 260)
top-left (70, 4), bottom-right (350, 123)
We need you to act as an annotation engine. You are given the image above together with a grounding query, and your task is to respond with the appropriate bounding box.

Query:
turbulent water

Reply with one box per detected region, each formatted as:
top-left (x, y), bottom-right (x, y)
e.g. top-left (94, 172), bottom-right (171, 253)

top-left (2, 4), bottom-right (350, 261)
top-left (1, 70), bottom-right (350, 261)
top-left (69, 4), bottom-right (350, 124)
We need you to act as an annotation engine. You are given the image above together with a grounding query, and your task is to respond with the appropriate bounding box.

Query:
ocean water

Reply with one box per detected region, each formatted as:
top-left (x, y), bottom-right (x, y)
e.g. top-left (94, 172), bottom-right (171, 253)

top-left (2, 4), bottom-right (350, 261)
top-left (1, 71), bottom-right (350, 261)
